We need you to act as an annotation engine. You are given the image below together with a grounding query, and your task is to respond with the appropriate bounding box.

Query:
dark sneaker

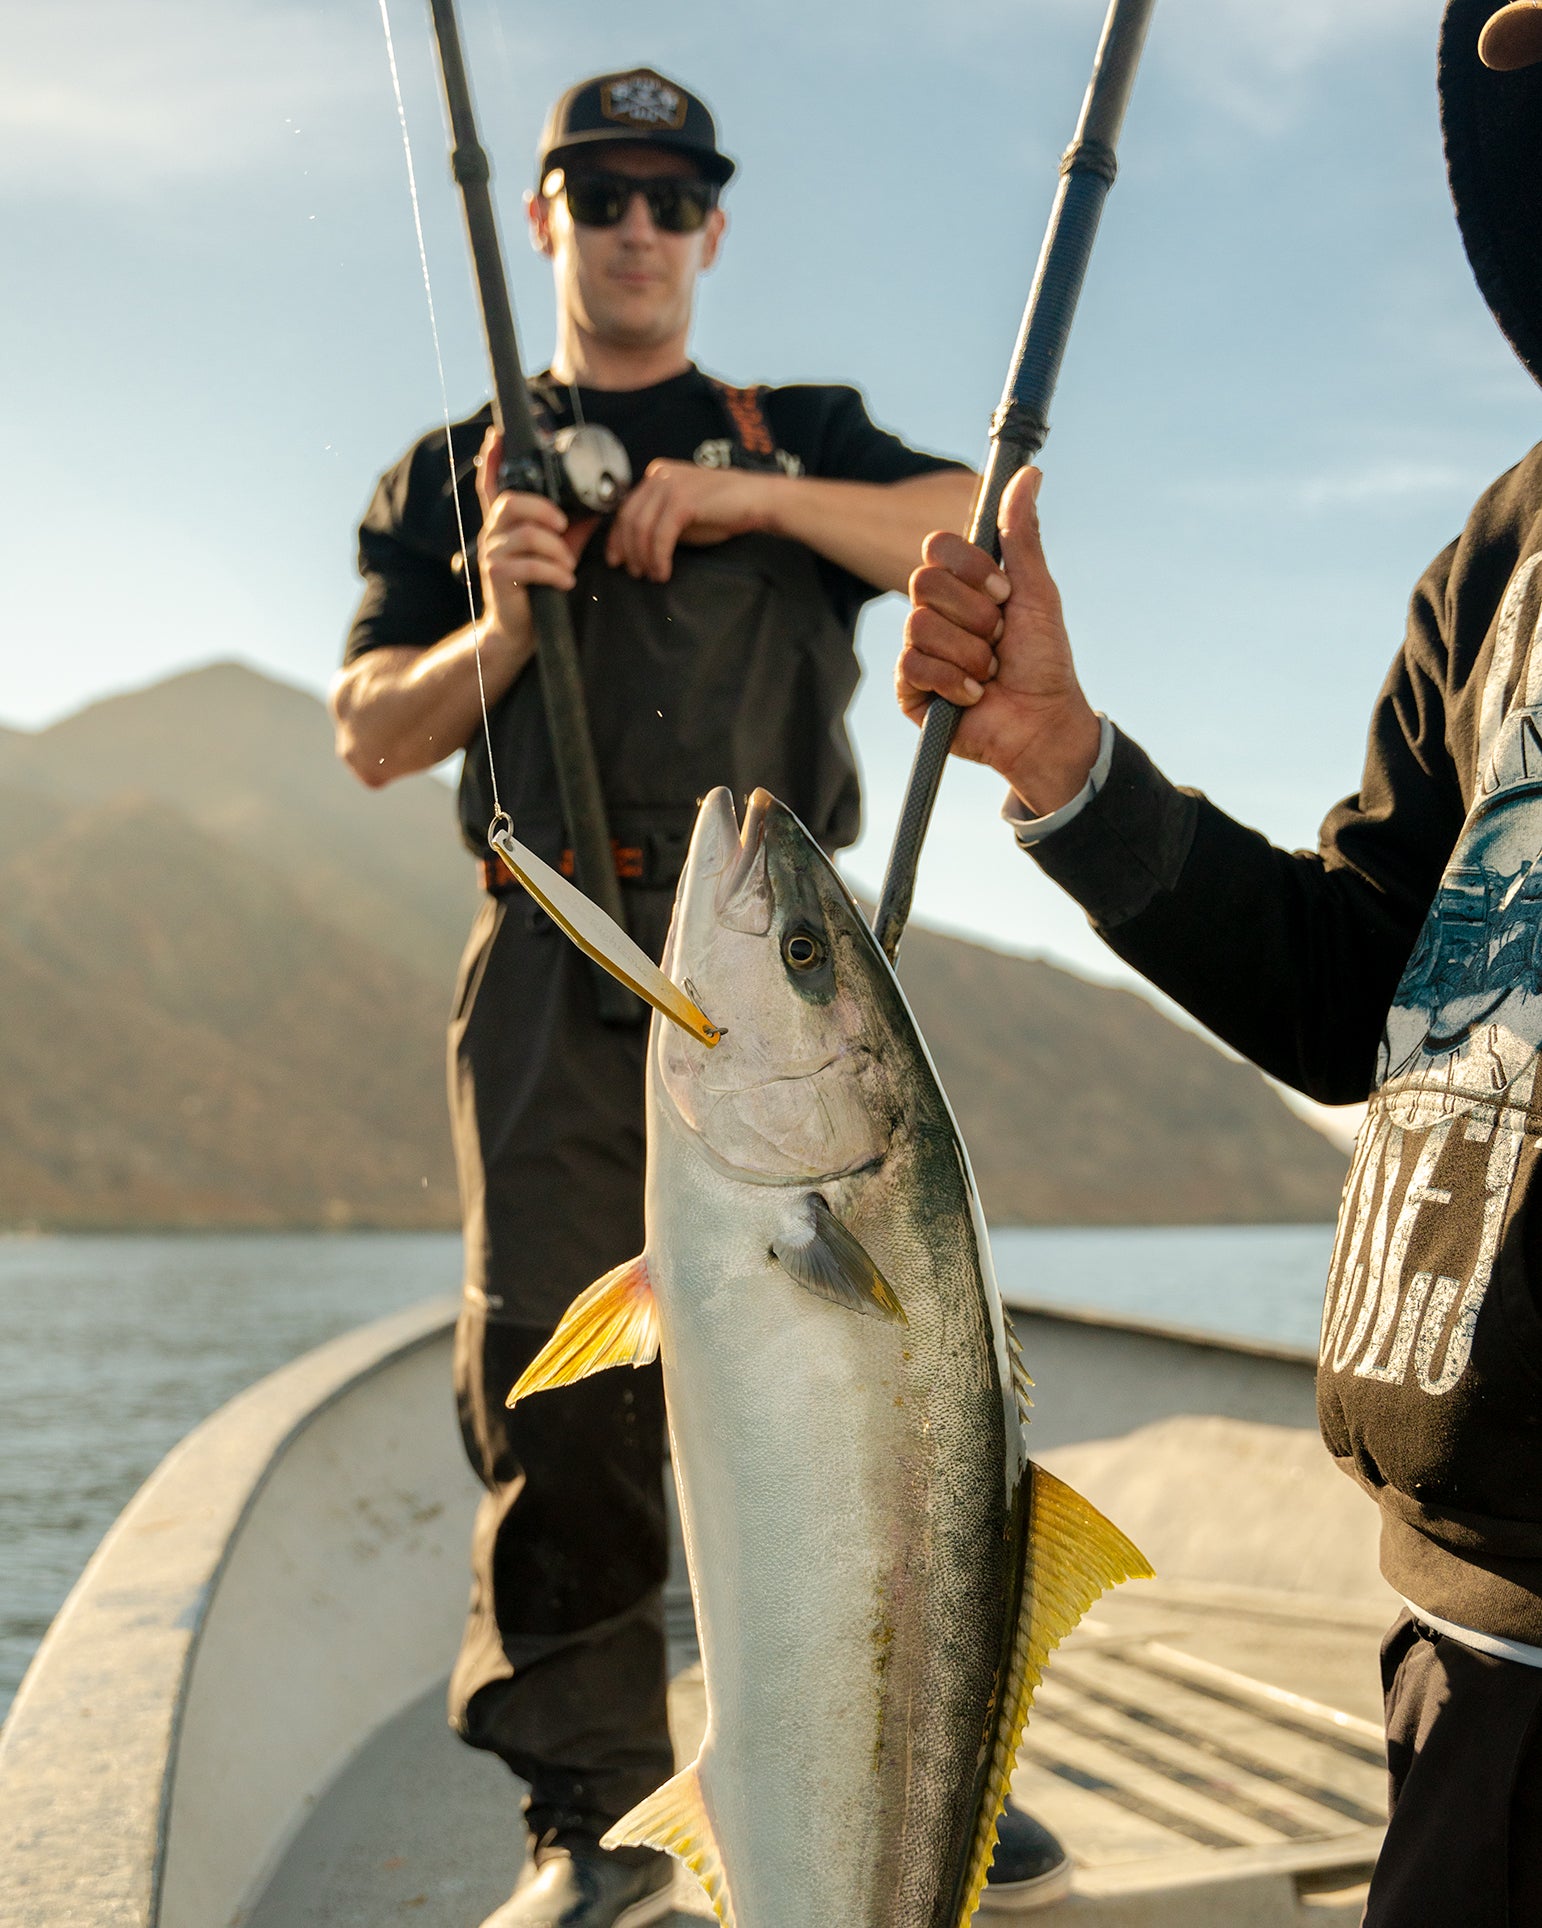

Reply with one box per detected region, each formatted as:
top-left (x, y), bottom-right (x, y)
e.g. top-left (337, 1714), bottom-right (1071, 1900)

top-left (979, 1800), bottom-right (1072, 1911)
top-left (478, 1843), bottom-right (675, 1928)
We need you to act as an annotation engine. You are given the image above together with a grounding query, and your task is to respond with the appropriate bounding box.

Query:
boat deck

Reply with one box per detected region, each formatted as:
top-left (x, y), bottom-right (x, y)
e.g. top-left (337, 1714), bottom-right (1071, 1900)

top-left (246, 1578), bottom-right (1385, 1927)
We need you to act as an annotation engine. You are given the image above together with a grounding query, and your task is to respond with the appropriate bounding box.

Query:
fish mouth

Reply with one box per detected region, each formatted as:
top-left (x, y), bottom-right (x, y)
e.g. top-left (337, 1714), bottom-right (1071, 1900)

top-left (715, 786), bottom-right (773, 914)
top-left (694, 1050), bottom-right (843, 1097)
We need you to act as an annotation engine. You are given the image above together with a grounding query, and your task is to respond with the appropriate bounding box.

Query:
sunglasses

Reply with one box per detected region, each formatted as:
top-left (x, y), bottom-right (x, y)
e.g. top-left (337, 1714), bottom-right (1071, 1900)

top-left (554, 170), bottom-right (718, 235)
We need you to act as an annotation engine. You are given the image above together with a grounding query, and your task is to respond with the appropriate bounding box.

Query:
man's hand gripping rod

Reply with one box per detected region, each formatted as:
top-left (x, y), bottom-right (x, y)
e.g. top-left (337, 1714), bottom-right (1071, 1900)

top-left (426, 0), bottom-right (641, 1024)
top-left (872, 0), bottom-right (1156, 967)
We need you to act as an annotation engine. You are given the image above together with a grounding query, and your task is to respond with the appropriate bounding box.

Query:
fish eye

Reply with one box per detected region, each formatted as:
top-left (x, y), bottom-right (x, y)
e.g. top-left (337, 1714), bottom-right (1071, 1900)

top-left (783, 930), bottom-right (825, 972)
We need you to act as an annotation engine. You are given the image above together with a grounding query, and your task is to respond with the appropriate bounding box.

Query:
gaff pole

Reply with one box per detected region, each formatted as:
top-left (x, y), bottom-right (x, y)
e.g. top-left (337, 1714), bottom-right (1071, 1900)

top-left (425, 0), bottom-right (641, 1023)
top-left (872, 0), bottom-right (1157, 967)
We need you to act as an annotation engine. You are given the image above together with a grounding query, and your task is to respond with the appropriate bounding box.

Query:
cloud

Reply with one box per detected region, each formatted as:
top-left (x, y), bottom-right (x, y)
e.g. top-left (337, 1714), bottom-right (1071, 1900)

top-left (1155, 0), bottom-right (1439, 130)
top-left (1177, 0), bottom-right (1431, 74)
top-left (1179, 456), bottom-right (1484, 513)
top-left (1292, 458), bottom-right (1480, 508)
top-left (0, 0), bottom-right (1442, 205)
top-left (963, 0), bottom-right (1438, 133)
top-left (841, 0), bottom-right (1439, 141)
top-left (0, 0), bottom-right (390, 197)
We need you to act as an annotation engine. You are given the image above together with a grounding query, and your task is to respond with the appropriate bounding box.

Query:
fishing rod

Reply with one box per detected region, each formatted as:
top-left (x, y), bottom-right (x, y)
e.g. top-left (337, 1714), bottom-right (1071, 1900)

top-left (425, 0), bottom-right (641, 1024)
top-left (872, 0), bottom-right (1157, 967)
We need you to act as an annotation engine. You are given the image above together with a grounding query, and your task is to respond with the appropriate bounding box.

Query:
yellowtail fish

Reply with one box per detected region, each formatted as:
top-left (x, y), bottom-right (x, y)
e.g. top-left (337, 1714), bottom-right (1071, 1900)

top-left (510, 788), bottom-right (1151, 1927)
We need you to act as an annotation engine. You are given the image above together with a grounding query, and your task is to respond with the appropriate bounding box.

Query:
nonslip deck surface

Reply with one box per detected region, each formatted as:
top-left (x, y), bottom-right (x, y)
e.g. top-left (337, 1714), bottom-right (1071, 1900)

top-left (243, 1585), bottom-right (1386, 1927)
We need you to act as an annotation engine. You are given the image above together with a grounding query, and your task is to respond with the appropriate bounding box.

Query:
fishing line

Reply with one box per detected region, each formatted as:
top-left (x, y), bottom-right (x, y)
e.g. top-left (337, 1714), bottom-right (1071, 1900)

top-left (376, 0), bottom-right (506, 828)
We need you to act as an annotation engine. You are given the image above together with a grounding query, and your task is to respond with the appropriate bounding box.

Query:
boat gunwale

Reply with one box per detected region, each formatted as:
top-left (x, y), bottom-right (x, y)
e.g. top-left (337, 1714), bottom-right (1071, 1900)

top-left (1003, 1291), bottom-right (1319, 1367)
top-left (0, 1294), bottom-right (458, 1928)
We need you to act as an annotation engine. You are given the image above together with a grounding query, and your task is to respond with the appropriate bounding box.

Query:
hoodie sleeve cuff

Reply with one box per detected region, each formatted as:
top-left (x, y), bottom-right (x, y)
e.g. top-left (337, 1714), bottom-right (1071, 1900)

top-left (1002, 715), bottom-right (1115, 845)
top-left (1006, 724), bottom-right (1201, 930)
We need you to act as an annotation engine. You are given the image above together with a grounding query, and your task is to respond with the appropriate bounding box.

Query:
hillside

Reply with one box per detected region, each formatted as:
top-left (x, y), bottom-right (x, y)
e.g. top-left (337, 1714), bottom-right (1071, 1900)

top-left (0, 662), bottom-right (1347, 1228)
top-left (896, 925), bottom-right (1347, 1222)
top-left (0, 664), bottom-right (476, 983)
top-left (0, 798), bottom-right (456, 1229)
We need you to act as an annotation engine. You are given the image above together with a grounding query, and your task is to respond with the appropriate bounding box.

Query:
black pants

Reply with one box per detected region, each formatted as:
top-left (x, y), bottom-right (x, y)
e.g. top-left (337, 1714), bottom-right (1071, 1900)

top-left (449, 1307), bottom-right (672, 1843)
top-left (1366, 1610), bottom-right (1542, 1926)
top-left (445, 892), bottom-right (677, 1844)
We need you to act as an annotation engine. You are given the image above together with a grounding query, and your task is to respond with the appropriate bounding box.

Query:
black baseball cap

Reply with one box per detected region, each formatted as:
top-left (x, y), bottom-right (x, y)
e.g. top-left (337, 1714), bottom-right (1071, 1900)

top-left (536, 68), bottom-right (735, 188)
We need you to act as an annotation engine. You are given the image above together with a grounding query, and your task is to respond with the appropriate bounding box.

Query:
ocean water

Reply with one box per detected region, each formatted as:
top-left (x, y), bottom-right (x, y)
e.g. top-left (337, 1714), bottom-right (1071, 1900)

top-left (0, 1232), bottom-right (461, 1722)
top-left (992, 1223), bottom-right (1337, 1353)
top-left (0, 1223), bottom-right (1333, 1720)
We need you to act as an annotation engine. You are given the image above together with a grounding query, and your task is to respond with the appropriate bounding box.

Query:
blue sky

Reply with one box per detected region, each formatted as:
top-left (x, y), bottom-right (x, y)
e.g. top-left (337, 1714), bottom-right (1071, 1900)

top-left (5, 0), bottom-right (1540, 1128)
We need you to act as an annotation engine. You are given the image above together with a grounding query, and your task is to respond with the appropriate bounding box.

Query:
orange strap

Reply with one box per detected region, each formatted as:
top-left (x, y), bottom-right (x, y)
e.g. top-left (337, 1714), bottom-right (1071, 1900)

top-left (479, 843), bottom-right (645, 895)
top-left (713, 381), bottom-right (777, 460)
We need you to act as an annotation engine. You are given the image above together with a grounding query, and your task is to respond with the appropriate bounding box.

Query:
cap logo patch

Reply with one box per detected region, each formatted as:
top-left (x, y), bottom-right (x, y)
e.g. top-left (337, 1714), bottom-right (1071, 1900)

top-left (601, 74), bottom-right (687, 130)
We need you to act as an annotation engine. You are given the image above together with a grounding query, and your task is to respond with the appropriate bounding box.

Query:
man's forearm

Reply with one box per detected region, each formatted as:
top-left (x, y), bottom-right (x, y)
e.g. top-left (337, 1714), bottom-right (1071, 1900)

top-left (762, 469), bottom-right (977, 594)
top-left (330, 621), bottom-right (533, 786)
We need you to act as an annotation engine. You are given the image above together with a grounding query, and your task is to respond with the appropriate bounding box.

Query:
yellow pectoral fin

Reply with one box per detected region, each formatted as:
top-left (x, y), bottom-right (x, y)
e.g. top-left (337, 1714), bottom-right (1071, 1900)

top-left (603, 1762), bottom-right (736, 1928)
top-left (506, 1256), bottom-right (659, 1407)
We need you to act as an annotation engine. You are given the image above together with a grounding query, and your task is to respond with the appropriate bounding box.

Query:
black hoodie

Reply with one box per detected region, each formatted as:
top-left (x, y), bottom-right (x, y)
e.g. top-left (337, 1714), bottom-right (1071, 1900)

top-left (1027, 0), bottom-right (1542, 1642)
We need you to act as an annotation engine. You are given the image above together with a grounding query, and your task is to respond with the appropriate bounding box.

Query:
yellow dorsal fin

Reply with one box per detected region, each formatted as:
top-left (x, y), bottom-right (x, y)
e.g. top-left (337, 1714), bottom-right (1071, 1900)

top-left (601, 1762), bottom-right (737, 1928)
top-left (506, 1256), bottom-right (658, 1408)
top-left (957, 1466), bottom-right (1153, 1928)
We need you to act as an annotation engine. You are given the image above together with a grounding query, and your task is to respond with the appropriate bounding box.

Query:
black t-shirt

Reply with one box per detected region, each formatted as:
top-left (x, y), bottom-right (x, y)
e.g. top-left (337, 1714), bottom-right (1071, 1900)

top-left (345, 367), bottom-right (965, 662)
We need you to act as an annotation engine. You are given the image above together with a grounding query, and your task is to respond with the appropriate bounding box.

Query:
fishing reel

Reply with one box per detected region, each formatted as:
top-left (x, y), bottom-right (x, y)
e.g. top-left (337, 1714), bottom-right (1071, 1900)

top-left (501, 428), bottom-right (628, 520)
top-left (500, 423), bottom-right (631, 518)
top-left (549, 422), bottom-right (631, 515)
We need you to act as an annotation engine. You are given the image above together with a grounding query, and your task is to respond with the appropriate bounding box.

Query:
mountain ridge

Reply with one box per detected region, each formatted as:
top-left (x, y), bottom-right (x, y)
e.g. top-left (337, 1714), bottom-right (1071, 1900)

top-left (0, 792), bottom-right (456, 1229)
top-left (0, 662), bottom-right (477, 984)
top-left (0, 663), bottom-right (1347, 1228)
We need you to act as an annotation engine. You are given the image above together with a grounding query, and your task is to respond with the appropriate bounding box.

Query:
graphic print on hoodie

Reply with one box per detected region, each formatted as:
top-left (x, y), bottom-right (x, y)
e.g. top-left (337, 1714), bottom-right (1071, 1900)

top-left (1319, 549), bottom-right (1542, 1633)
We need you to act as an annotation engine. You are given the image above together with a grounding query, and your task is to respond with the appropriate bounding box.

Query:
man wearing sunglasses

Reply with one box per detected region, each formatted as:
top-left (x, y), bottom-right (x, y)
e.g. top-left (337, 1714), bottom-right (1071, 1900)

top-left (332, 65), bottom-right (1071, 1928)
top-left (901, 3), bottom-right (1542, 1920)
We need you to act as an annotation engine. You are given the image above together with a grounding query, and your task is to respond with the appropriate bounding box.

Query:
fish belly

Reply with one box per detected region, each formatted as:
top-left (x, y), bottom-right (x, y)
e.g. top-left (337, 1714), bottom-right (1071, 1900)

top-left (653, 1158), bottom-right (1011, 1928)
